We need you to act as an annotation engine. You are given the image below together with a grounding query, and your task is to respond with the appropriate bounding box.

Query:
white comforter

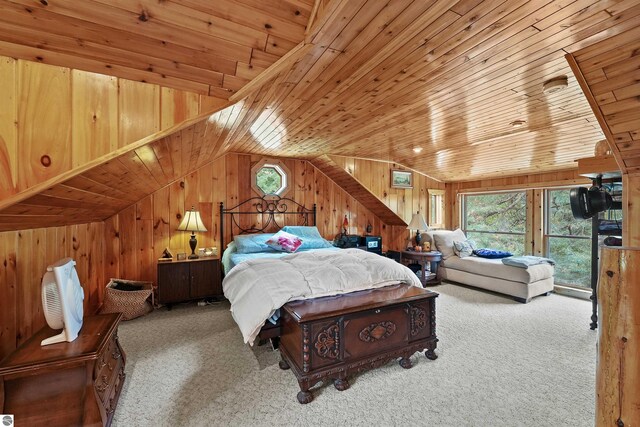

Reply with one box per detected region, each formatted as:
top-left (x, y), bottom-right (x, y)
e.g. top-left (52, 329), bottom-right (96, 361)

top-left (223, 248), bottom-right (422, 344)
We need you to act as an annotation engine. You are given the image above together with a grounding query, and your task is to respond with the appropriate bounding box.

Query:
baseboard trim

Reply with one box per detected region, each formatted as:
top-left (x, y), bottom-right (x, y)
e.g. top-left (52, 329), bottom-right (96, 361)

top-left (553, 285), bottom-right (592, 301)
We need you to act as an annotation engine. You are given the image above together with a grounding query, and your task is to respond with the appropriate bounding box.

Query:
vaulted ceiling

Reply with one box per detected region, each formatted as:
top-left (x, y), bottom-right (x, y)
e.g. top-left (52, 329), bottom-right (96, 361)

top-left (1, 0), bottom-right (639, 230)
top-left (0, 0), bottom-right (314, 96)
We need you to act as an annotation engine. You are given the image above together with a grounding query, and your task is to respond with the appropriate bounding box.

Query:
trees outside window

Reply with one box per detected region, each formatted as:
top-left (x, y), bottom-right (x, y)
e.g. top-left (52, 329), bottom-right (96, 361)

top-left (462, 192), bottom-right (526, 255)
top-left (256, 166), bottom-right (283, 195)
top-left (545, 189), bottom-right (591, 288)
top-left (250, 159), bottom-right (290, 197)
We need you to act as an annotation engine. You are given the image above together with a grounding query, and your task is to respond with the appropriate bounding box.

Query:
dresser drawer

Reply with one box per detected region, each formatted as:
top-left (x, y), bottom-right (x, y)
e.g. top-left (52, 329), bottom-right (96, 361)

top-left (94, 335), bottom-right (124, 406)
top-left (343, 305), bottom-right (408, 360)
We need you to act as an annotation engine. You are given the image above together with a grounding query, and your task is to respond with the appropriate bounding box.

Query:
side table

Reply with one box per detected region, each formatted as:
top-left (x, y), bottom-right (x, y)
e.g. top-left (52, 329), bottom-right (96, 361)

top-left (401, 250), bottom-right (442, 286)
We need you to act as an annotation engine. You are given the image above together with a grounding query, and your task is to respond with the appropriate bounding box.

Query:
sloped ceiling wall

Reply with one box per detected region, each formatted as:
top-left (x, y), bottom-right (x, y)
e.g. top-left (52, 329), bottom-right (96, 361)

top-left (1, 1), bottom-right (639, 232)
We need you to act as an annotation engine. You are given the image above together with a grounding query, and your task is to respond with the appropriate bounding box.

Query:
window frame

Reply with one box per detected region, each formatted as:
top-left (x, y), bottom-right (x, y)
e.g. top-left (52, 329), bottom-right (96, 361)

top-left (250, 158), bottom-right (291, 198)
top-left (544, 187), bottom-right (591, 289)
top-left (460, 190), bottom-right (527, 255)
top-left (428, 189), bottom-right (445, 229)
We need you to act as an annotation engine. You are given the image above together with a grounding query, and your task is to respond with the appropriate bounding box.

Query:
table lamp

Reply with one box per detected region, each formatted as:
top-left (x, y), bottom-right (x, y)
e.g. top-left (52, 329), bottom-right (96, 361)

top-left (177, 206), bottom-right (208, 259)
top-left (407, 212), bottom-right (428, 246)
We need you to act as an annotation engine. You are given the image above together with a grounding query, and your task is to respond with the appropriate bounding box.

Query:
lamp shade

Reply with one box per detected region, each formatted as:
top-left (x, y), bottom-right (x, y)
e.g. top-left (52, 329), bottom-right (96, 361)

top-left (177, 207), bottom-right (208, 232)
top-left (407, 213), bottom-right (428, 231)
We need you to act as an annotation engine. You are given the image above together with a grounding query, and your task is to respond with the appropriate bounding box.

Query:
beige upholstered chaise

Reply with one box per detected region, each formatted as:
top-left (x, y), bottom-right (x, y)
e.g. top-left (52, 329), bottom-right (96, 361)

top-left (423, 229), bottom-right (555, 303)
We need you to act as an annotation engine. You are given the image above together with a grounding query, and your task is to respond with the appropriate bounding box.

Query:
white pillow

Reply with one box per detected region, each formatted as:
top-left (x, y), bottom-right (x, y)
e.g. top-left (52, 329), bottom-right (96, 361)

top-left (453, 239), bottom-right (476, 258)
top-left (432, 229), bottom-right (467, 260)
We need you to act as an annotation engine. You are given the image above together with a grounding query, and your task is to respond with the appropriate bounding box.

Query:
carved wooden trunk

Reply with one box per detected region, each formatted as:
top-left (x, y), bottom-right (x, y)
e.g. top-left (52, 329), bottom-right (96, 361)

top-left (278, 284), bottom-right (438, 403)
top-left (0, 313), bottom-right (125, 426)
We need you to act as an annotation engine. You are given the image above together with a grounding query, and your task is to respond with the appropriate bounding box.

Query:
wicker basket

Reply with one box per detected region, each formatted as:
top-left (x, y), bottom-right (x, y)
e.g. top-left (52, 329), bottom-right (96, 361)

top-left (101, 278), bottom-right (154, 321)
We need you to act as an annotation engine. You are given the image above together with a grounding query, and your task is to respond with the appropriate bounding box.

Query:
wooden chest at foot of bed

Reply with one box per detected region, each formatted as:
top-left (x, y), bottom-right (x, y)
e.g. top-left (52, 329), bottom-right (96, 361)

top-left (278, 284), bottom-right (438, 403)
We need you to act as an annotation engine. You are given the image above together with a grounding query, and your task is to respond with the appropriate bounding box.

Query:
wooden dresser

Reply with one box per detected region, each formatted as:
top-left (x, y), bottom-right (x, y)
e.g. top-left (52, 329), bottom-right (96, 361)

top-left (0, 313), bottom-right (125, 427)
top-left (278, 284), bottom-right (438, 403)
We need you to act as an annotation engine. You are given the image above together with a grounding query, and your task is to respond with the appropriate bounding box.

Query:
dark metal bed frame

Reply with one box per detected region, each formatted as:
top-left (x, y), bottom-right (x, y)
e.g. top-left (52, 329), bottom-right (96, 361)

top-left (219, 195), bottom-right (316, 250)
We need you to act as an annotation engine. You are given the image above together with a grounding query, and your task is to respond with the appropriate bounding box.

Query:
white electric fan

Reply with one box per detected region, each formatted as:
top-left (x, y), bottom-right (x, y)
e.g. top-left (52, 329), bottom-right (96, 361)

top-left (41, 258), bottom-right (85, 346)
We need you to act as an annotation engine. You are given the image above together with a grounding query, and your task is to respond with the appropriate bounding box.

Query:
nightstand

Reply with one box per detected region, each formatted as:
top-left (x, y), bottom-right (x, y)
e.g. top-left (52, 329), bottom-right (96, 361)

top-left (401, 250), bottom-right (442, 286)
top-left (157, 257), bottom-right (222, 308)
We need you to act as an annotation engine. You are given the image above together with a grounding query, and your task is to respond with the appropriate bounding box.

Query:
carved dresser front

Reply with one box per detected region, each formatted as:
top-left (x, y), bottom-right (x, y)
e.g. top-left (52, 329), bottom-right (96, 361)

top-left (0, 313), bottom-right (125, 426)
top-left (278, 284), bottom-right (438, 403)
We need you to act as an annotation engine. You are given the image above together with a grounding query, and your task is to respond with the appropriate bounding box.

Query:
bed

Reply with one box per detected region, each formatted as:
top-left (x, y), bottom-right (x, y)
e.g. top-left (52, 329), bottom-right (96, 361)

top-left (219, 195), bottom-right (425, 343)
top-left (219, 195), bottom-right (439, 402)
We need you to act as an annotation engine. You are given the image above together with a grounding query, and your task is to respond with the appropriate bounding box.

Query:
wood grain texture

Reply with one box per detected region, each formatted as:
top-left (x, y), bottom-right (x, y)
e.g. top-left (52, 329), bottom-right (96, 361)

top-left (71, 70), bottom-right (118, 167)
top-left (2, 0), bottom-right (634, 190)
top-left (0, 55), bottom-right (227, 205)
top-left (310, 155), bottom-right (407, 226)
top-left (0, 222), bottom-right (105, 361)
top-left (623, 174), bottom-right (640, 247)
top-left (0, 56), bottom-right (17, 198)
top-left (103, 152), bottom-right (417, 282)
top-left (596, 247), bottom-right (640, 426)
top-left (0, 0), bottom-right (312, 97)
top-left (17, 61), bottom-right (71, 190)
top-left (568, 26), bottom-right (640, 176)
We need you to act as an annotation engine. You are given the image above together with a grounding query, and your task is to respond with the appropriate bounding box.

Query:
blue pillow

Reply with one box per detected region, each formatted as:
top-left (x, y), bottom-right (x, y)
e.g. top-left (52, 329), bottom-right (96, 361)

top-left (233, 233), bottom-right (277, 254)
top-left (281, 226), bottom-right (333, 250)
top-left (473, 248), bottom-right (513, 259)
top-left (281, 226), bottom-right (323, 239)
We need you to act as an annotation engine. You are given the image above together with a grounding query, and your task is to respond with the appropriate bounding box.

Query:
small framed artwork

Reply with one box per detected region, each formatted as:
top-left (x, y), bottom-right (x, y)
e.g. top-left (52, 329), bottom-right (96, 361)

top-left (176, 252), bottom-right (187, 261)
top-left (391, 169), bottom-right (413, 188)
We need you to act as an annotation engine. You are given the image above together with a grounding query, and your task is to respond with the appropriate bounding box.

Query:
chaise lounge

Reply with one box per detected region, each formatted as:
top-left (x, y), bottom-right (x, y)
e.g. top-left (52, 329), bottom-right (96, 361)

top-left (423, 229), bottom-right (555, 303)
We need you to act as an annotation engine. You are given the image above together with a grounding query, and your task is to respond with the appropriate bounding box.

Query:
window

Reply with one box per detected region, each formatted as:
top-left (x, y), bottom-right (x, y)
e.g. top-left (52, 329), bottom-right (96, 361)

top-left (251, 159), bottom-right (290, 197)
top-left (545, 189), bottom-right (591, 288)
top-left (462, 192), bottom-right (526, 255)
top-left (428, 189), bottom-right (445, 229)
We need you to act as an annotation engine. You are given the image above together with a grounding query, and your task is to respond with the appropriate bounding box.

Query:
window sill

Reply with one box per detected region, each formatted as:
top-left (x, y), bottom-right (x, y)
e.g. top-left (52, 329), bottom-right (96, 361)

top-left (553, 284), bottom-right (592, 301)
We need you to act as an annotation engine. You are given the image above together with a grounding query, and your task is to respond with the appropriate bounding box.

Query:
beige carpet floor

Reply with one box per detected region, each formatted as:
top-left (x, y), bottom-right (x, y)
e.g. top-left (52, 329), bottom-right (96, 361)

top-left (112, 283), bottom-right (596, 427)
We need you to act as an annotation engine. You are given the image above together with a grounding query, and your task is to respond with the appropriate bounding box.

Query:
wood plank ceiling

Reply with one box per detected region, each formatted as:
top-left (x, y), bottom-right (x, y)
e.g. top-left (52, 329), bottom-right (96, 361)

top-left (1, 0), bottom-right (639, 231)
top-left (218, 0), bottom-right (636, 181)
top-left (0, 0), bottom-right (314, 97)
top-left (568, 25), bottom-right (640, 175)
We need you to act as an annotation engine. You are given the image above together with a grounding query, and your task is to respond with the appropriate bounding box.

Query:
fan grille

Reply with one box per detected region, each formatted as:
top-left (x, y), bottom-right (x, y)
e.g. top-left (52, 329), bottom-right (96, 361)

top-left (43, 281), bottom-right (64, 329)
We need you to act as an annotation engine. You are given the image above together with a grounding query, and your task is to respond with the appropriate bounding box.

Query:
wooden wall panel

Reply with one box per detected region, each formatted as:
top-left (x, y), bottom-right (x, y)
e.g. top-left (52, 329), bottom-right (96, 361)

top-left (17, 61), bottom-right (72, 191)
top-left (0, 55), bottom-right (226, 204)
top-left (623, 174), bottom-right (640, 247)
top-left (71, 70), bottom-right (118, 167)
top-left (104, 153), bottom-right (408, 282)
top-left (161, 88), bottom-right (200, 130)
top-left (0, 56), bottom-right (17, 198)
top-left (0, 231), bottom-right (17, 360)
top-left (0, 222), bottom-right (105, 361)
top-left (331, 155), bottom-right (445, 220)
top-left (118, 80), bottom-right (160, 147)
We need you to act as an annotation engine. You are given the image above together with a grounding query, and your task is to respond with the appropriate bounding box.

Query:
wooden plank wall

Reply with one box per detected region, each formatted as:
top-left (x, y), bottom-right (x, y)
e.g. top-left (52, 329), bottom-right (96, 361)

top-left (0, 55), bottom-right (225, 199)
top-left (104, 153), bottom-right (400, 286)
top-left (330, 156), bottom-right (446, 248)
top-left (0, 222), bottom-right (104, 361)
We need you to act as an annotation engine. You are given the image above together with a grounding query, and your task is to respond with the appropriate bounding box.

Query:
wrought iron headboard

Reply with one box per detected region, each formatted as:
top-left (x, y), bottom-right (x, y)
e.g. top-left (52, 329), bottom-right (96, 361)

top-left (220, 195), bottom-right (316, 249)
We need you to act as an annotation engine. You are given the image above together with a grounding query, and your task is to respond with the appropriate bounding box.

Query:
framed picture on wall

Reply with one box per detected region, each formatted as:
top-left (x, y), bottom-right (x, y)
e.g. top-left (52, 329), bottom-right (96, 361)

top-left (391, 169), bottom-right (413, 188)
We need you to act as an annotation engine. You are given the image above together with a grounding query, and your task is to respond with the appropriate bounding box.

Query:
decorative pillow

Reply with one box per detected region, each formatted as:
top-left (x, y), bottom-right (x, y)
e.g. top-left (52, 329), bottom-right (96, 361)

top-left (473, 248), bottom-right (513, 259)
top-left (453, 239), bottom-right (476, 258)
top-left (282, 226), bottom-right (334, 250)
top-left (265, 230), bottom-right (303, 253)
top-left (233, 234), bottom-right (276, 254)
top-left (432, 228), bottom-right (467, 260)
